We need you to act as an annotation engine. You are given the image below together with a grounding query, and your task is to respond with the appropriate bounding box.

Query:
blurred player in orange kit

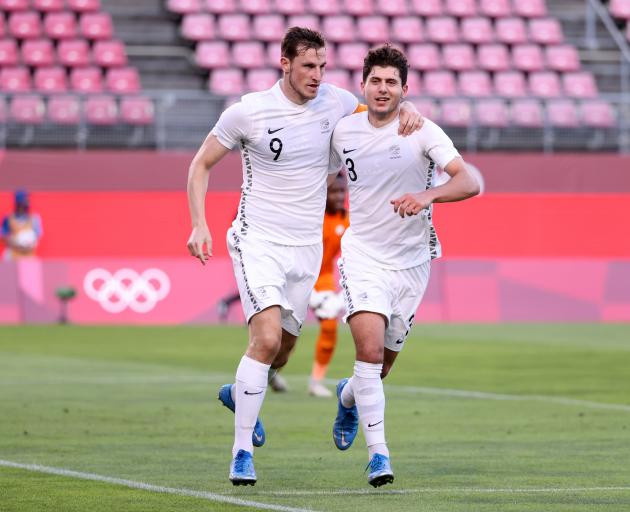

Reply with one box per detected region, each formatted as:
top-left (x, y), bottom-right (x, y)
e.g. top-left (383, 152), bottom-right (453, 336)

top-left (308, 174), bottom-right (349, 397)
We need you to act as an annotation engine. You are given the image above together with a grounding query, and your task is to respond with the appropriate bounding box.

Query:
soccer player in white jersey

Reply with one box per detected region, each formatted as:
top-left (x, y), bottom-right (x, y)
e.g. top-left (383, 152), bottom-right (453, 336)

top-left (186, 28), bottom-right (423, 486)
top-left (329, 44), bottom-right (480, 487)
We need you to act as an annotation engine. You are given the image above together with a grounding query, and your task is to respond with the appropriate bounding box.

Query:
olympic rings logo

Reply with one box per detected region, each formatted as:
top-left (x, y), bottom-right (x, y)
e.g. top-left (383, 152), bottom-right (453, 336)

top-left (83, 268), bottom-right (171, 314)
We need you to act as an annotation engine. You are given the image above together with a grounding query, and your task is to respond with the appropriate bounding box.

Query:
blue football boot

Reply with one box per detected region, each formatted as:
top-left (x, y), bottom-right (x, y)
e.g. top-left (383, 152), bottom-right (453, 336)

top-left (218, 384), bottom-right (266, 447)
top-left (229, 449), bottom-right (256, 486)
top-left (366, 453), bottom-right (394, 488)
top-left (332, 378), bottom-right (358, 450)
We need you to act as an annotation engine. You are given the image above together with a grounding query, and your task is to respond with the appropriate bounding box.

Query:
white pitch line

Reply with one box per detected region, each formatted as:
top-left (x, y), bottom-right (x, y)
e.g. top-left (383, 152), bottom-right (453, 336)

top-left (0, 460), bottom-right (319, 512)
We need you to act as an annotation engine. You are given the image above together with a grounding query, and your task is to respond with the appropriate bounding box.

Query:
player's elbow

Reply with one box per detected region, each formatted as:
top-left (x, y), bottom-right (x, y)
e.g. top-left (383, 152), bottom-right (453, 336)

top-left (467, 177), bottom-right (481, 198)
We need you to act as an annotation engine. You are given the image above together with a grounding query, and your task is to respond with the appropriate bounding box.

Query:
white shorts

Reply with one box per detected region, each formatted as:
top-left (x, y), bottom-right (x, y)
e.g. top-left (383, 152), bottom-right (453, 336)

top-left (338, 255), bottom-right (430, 352)
top-left (227, 227), bottom-right (322, 336)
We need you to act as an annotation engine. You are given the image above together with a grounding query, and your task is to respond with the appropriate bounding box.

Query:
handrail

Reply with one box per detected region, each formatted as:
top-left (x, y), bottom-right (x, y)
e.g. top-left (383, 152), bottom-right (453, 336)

top-left (587, 0), bottom-right (630, 64)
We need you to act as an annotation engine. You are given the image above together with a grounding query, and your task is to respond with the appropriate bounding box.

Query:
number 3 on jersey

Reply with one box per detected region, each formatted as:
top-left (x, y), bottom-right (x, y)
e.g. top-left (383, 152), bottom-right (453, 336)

top-left (269, 137), bottom-right (283, 161)
top-left (345, 158), bottom-right (357, 181)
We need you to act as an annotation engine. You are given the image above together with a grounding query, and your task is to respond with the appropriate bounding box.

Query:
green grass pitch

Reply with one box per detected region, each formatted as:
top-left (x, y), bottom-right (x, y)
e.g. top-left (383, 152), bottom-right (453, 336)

top-left (1, 324), bottom-right (629, 512)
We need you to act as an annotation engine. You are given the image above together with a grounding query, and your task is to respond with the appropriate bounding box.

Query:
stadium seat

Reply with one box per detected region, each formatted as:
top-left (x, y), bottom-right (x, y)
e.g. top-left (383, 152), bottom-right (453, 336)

top-left (410, 0), bottom-right (443, 16)
top-left (167, 0), bottom-right (202, 15)
top-left (580, 100), bottom-right (615, 127)
top-left (120, 96), bottom-right (155, 125)
top-left (240, 0), bottom-right (271, 14)
top-left (274, 0), bottom-right (306, 15)
top-left (390, 17), bottom-right (423, 44)
top-left (324, 69), bottom-right (351, 90)
top-left (246, 68), bottom-right (279, 91)
top-left (253, 14), bottom-right (285, 41)
top-left (513, 0), bottom-right (547, 18)
top-left (562, 71), bottom-right (598, 98)
top-left (181, 13), bottom-right (214, 40)
top-left (494, 70), bottom-right (527, 97)
top-left (407, 43), bottom-right (441, 71)
top-left (79, 12), bottom-right (113, 39)
top-left (479, 0), bottom-right (511, 17)
top-left (22, 38), bottom-right (55, 66)
top-left (209, 68), bottom-right (244, 95)
top-left (411, 98), bottom-right (439, 120)
top-left (0, 39), bottom-right (19, 66)
top-left (47, 94), bottom-right (81, 124)
top-left (357, 16), bottom-right (389, 43)
top-left (545, 44), bottom-right (580, 72)
top-left (0, 16), bottom-right (5, 37)
top-left (323, 42), bottom-right (336, 67)
top-left (106, 67), bottom-right (140, 94)
top-left (495, 17), bottom-right (527, 44)
top-left (0, 66), bottom-right (31, 92)
top-left (610, 0), bottom-right (630, 19)
top-left (423, 71), bottom-right (457, 97)
top-left (442, 44), bottom-right (476, 71)
top-left (441, 99), bottom-right (472, 126)
top-left (405, 69), bottom-right (421, 95)
top-left (477, 43), bottom-right (510, 71)
top-left (287, 14), bottom-right (319, 31)
top-left (350, 69), bottom-right (364, 92)
top-left (344, 0), bottom-right (374, 16)
top-left (70, 66), bottom-right (103, 93)
top-left (446, 0), bottom-right (477, 17)
top-left (218, 14), bottom-right (251, 41)
top-left (84, 94), bottom-right (118, 124)
top-left (10, 94), bottom-right (45, 123)
top-left (266, 41), bottom-right (281, 67)
top-left (195, 41), bottom-right (229, 68)
top-left (461, 17), bottom-right (494, 44)
top-left (57, 39), bottom-right (90, 66)
top-left (529, 18), bottom-right (564, 45)
top-left (44, 12), bottom-right (78, 39)
top-left (34, 66), bottom-right (68, 92)
top-left (529, 71), bottom-right (561, 98)
top-left (33, 0), bottom-right (65, 12)
top-left (9, 11), bottom-right (43, 39)
top-left (458, 70), bottom-right (492, 97)
top-left (309, 0), bottom-right (341, 15)
top-left (92, 40), bottom-right (127, 67)
top-left (338, 42), bottom-right (368, 70)
top-left (426, 17), bottom-right (459, 44)
top-left (510, 99), bottom-right (543, 126)
top-left (322, 15), bottom-right (355, 43)
top-left (474, 99), bottom-right (509, 126)
top-left (0, 0), bottom-right (29, 11)
top-left (546, 99), bottom-right (579, 127)
top-left (232, 41), bottom-right (266, 69)
top-left (376, 0), bottom-right (407, 16)
top-left (512, 44), bottom-right (544, 72)
top-left (67, 0), bottom-right (101, 12)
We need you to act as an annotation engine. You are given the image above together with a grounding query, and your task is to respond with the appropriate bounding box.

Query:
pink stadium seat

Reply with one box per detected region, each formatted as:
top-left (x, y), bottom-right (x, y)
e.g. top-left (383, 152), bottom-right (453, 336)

top-left (84, 94), bottom-right (117, 125)
top-left (324, 69), bottom-right (351, 90)
top-left (479, 0), bottom-right (511, 17)
top-left (441, 99), bottom-right (471, 126)
top-left (232, 41), bottom-right (266, 69)
top-left (458, 70), bottom-right (492, 96)
top-left (446, 0), bottom-right (477, 17)
top-left (21, 38), bottom-right (54, 67)
top-left (120, 96), bottom-right (155, 125)
top-left (423, 71), bottom-right (456, 97)
top-left (308, 0), bottom-right (340, 15)
top-left (0, 16), bottom-right (5, 37)
top-left (461, 17), bottom-right (494, 44)
top-left (412, 98), bottom-right (439, 120)
top-left (357, 16), bottom-right (389, 43)
top-left (376, 0), bottom-right (407, 16)
top-left (495, 17), bottom-right (527, 44)
top-left (477, 43), bottom-right (510, 71)
top-left (287, 14), bottom-right (319, 31)
top-left (10, 94), bottom-right (45, 123)
top-left (0, 66), bottom-right (31, 91)
top-left (610, 0), bottom-right (630, 18)
top-left (167, 0), bottom-right (202, 15)
top-left (344, 0), bottom-right (374, 16)
top-left (494, 70), bottom-right (527, 97)
top-left (33, 0), bottom-right (65, 12)
top-left (322, 15), bottom-right (355, 43)
top-left (181, 13), bottom-right (214, 40)
top-left (474, 99), bottom-right (508, 126)
top-left (106, 67), bottom-right (140, 94)
top-left (391, 17), bottom-right (423, 43)
top-left (426, 17), bottom-right (459, 44)
top-left (67, 0), bottom-right (101, 12)
top-left (562, 71), bottom-right (598, 98)
top-left (9, 11), bottom-right (42, 39)
top-left (350, 69), bottom-right (364, 92)
top-left (512, 44), bottom-right (544, 72)
top-left (204, 0), bottom-right (235, 13)
top-left (0, 39), bottom-right (19, 66)
top-left (442, 44), bottom-right (476, 71)
top-left (266, 41), bottom-right (281, 67)
top-left (70, 66), bottom-right (103, 93)
top-left (510, 99), bottom-right (543, 126)
top-left (405, 69), bottom-right (421, 95)
top-left (79, 12), bottom-right (113, 40)
top-left (547, 99), bottom-right (579, 127)
top-left (34, 66), bottom-right (67, 92)
top-left (209, 68), bottom-right (244, 95)
top-left (545, 44), bottom-right (580, 72)
top-left (513, 0), bottom-right (547, 18)
top-left (47, 94), bottom-right (80, 124)
top-left (44, 12), bottom-right (78, 39)
top-left (195, 41), bottom-right (229, 68)
top-left (92, 40), bottom-right (127, 67)
top-left (338, 42), bottom-right (368, 70)
top-left (240, 0), bottom-right (271, 14)
top-left (528, 71), bottom-right (561, 98)
top-left (57, 39), bottom-right (90, 66)
top-left (580, 100), bottom-right (615, 127)
top-left (253, 14), bottom-right (285, 42)
top-left (407, 43), bottom-right (441, 71)
top-left (410, 0), bottom-right (443, 16)
top-left (218, 14), bottom-right (251, 41)
top-left (529, 18), bottom-right (563, 45)
top-left (274, 0), bottom-right (305, 15)
top-left (0, 0), bottom-right (29, 11)
top-left (246, 68), bottom-right (279, 91)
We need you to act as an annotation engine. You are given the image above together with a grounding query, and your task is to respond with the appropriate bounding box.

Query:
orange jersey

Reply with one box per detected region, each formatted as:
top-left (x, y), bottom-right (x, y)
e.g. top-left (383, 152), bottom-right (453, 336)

top-left (315, 210), bottom-right (349, 292)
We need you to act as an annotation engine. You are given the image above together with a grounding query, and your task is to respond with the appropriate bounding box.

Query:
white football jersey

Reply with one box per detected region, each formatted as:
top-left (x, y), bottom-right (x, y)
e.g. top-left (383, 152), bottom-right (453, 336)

top-left (212, 81), bottom-right (358, 245)
top-left (331, 113), bottom-right (460, 269)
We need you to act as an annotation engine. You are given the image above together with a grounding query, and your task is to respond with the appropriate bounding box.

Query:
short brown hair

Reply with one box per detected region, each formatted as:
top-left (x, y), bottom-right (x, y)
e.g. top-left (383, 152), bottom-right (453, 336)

top-left (362, 44), bottom-right (408, 86)
top-left (281, 26), bottom-right (326, 60)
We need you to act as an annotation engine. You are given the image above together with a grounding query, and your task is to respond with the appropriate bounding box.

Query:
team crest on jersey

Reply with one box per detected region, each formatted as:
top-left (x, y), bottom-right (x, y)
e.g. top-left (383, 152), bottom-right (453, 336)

top-left (320, 118), bottom-right (330, 132)
top-left (389, 144), bottom-right (401, 159)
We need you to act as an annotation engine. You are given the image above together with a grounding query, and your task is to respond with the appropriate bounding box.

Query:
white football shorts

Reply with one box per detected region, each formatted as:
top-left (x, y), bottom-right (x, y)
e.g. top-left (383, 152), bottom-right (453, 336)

top-left (227, 227), bottom-right (322, 336)
top-left (338, 255), bottom-right (430, 352)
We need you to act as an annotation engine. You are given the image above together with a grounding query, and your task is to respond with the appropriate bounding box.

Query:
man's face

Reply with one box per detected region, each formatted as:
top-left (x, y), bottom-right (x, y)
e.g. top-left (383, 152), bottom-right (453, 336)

top-left (361, 65), bottom-right (408, 118)
top-left (282, 46), bottom-right (327, 102)
top-left (326, 178), bottom-right (346, 213)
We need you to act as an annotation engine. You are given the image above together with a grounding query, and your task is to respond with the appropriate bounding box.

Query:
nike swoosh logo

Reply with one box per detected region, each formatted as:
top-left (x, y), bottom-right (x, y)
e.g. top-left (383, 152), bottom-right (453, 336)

top-left (343, 148), bottom-right (357, 154)
top-left (368, 420), bottom-right (383, 428)
top-left (244, 390), bottom-right (263, 395)
top-left (395, 339), bottom-right (404, 344)
top-left (253, 432), bottom-right (263, 442)
top-left (267, 127), bottom-right (284, 134)
top-left (340, 432), bottom-right (349, 447)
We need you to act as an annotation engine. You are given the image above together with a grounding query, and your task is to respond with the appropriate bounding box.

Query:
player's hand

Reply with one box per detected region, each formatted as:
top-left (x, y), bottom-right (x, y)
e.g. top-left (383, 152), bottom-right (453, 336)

top-left (390, 192), bottom-right (433, 218)
top-left (187, 225), bottom-right (212, 265)
top-left (398, 102), bottom-right (424, 136)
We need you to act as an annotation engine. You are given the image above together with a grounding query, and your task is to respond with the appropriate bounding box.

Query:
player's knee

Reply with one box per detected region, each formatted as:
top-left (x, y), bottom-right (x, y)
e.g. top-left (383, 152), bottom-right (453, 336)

top-left (249, 331), bottom-right (281, 359)
top-left (355, 344), bottom-right (383, 365)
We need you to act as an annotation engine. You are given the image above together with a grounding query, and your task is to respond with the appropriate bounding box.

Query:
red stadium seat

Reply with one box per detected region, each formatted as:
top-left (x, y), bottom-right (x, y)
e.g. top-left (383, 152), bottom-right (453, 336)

top-left (495, 17), bottom-right (527, 44)
top-left (410, 0), bottom-right (443, 16)
top-left (33, 0), bottom-right (65, 12)
top-left (474, 99), bottom-right (508, 126)
top-left (0, 38), bottom-right (19, 66)
top-left (510, 99), bottom-right (543, 126)
top-left (57, 39), bottom-right (90, 66)
top-left (494, 70), bottom-right (527, 97)
top-left (47, 94), bottom-right (81, 124)
top-left (479, 0), bottom-right (511, 17)
top-left (106, 67), bottom-right (140, 94)
top-left (580, 100), bottom-right (615, 127)
top-left (67, 0), bottom-right (101, 12)
top-left (240, 0), bottom-right (271, 14)
top-left (181, 13), bottom-right (214, 40)
top-left (376, 0), bottom-right (407, 16)
top-left (84, 94), bottom-right (118, 124)
top-left (441, 99), bottom-right (471, 126)
top-left (120, 96), bottom-right (155, 125)
top-left (246, 68), bottom-right (279, 91)
top-left (405, 69), bottom-right (421, 95)
top-left (411, 98), bottom-right (439, 120)
top-left (562, 71), bottom-right (598, 98)
top-left (9, 11), bottom-right (43, 39)
top-left (461, 17), bottom-right (494, 44)
top-left (547, 99), bottom-right (579, 127)
top-left (356, 16), bottom-right (389, 43)
top-left (266, 41), bottom-right (281, 67)
top-left (423, 71), bottom-right (457, 97)
top-left (513, 0), bottom-right (546, 18)
top-left (79, 12), bottom-right (113, 40)
top-left (610, 0), bottom-right (630, 19)
top-left (195, 41), bottom-right (229, 68)
top-left (408, 43), bottom-right (441, 71)
top-left (344, 0), bottom-right (374, 16)
top-left (167, 0), bottom-right (202, 15)
top-left (253, 14), bottom-right (285, 42)
top-left (477, 43), bottom-right (510, 71)
top-left (0, 0), bottom-right (29, 11)
top-left (322, 15), bottom-right (355, 43)
top-left (426, 17), bottom-right (459, 44)
top-left (218, 14), bottom-right (251, 41)
top-left (22, 38), bottom-right (55, 66)
top-left (34, 66), bottom-right (68, 92)
top-left (529, 71), bottom-right (561, 98)
top-left (92, 40), bottom-right (127, 67)
top-left (287, 14), bottom-right (319, 31)
top-left (324, 69), bottom-right (351, 90)
top-left (545, 45), bottom-right (580, 72)
top-left (70, 66), bottom-right (102, 93)
top-left (442, 44), bottom-right (476, 71)
top-left (10, 94), bottom-right (45, 123)
top-left (0, 66), bottom-right (31, 92)
top-left (529, 18), bottom-right (563, 45)
top-left (274, 0), bottom-right (305, 15)
top-left (458, 70), bottom-right (492, 97)
top-left (44, 12), bottom-right (78, 39)
top-left (209, 68), bottom-right (244, 95)
top-left (512, 44), bottom-right (544, 72)
top-left (232, 41), bottom-right (266, 69)
top-left (446, 0), bottom-right (476, 17)
top-left (338, 42), bottom-right (368, 70)
top-left (309, 0), bottom-right (340, 15)
top-left (391, 17), bottom-right (423, 44)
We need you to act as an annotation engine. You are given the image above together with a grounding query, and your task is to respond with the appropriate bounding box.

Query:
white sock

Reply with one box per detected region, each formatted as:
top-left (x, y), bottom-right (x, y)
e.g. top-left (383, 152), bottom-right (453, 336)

top-left (233, 355), bottom-right (270, 457)
top-left (340, 377), bottom-right (355, 408)
top-left (353, 360), bottom-right (389, 458)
